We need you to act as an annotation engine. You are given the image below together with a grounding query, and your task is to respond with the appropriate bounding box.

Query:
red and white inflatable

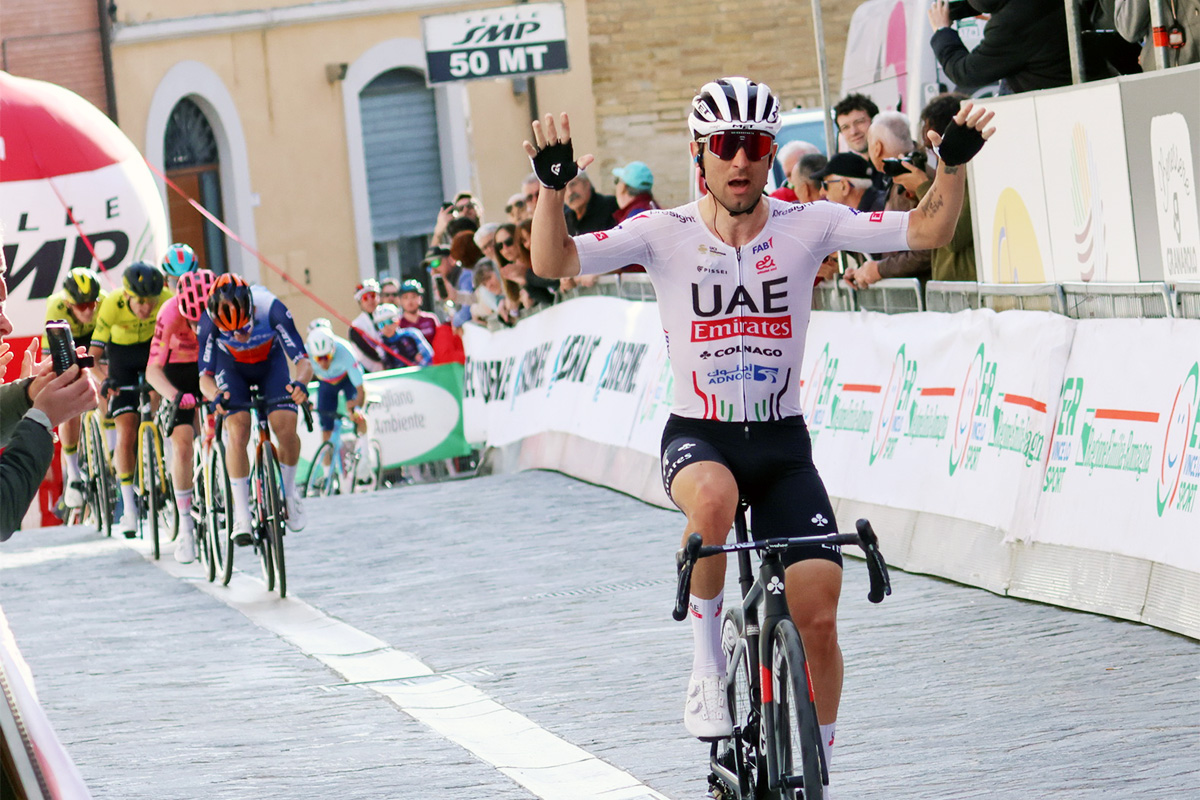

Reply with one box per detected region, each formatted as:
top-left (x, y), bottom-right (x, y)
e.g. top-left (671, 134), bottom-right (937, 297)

top-left (0, 70), bottom-right (167, 344)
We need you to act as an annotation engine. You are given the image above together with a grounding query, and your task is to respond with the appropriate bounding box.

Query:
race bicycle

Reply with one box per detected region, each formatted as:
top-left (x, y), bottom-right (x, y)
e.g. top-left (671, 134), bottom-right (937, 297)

top-left (106, 375), bottom-right (178, 558)
top-left (73, 409), bottom-right (117, 537)
top-left (302, 397), bottom-right (382, 497)
top-left (673, 503), bottom-right (892, 800)
top-left (215, 388), bottom-right (312, 597)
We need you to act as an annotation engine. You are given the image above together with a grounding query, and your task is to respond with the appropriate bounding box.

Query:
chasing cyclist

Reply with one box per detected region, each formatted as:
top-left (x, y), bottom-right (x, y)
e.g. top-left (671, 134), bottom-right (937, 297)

top-left (87, 262), bottom-right (174, 538)
top-left (198, 274), bottom-right (312, 543)
top-left (160, 242), bottom-right (198, 288)
top-left (305, 326), bottom-right (372, 477)
top-left (146, 269), bottom-right (216, 563)
top-left (523, 77), bottom-right (994, 788)
top-left (43, 267), bottom-right (107, 509)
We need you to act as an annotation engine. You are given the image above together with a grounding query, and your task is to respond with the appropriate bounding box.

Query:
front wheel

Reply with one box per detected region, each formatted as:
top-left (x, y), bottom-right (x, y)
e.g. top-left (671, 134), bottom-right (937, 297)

top-left (303, 440), bottom-right (336, 498)
top-left (771, 620), bottom-right (825, 800)
top-left (210, 443), bottom-right (234, 587)
top-left (718, 606), bottom-right (762, 800)
top-left (140, 424), bottom-right (160, 560)
top-left (261, 449), bottom-right (287, 598)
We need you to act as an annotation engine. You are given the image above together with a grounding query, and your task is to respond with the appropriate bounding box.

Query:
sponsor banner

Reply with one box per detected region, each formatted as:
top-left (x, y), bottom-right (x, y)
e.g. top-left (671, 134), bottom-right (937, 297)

top-left (461, 297), bottom-right (668, 452)
top-left (1, 159), bottom-right (168, 337)
top-left (1030, 319), bottom-right (1200, 571)
top-left (421, 2), bottom-right (569, 86)
top-left (801, 310), bottom-right (1073, 532)
top-left (299, 363), bottom-right (471, 471)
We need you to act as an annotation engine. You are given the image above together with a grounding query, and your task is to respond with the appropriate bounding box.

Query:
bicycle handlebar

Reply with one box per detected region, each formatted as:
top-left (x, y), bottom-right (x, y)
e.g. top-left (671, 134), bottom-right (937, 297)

top-left (671, 518), bottom-right (893, 620)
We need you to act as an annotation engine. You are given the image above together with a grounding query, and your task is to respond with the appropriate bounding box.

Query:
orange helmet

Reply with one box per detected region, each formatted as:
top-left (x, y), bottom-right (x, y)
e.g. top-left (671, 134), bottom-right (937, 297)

top-left (207, 273), bottom-right (253, 331)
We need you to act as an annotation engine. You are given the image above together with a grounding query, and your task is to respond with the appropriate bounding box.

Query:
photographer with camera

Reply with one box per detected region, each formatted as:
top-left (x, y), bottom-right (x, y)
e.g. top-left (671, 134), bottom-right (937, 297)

top-left (844, 112), bottom-right (935, 289)
top-left (2, 253), bottom-right (99, 540)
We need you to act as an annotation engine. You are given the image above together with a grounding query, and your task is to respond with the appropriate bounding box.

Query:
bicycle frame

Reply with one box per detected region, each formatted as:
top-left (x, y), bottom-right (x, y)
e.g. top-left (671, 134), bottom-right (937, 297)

top-left (674, 510), bottom-right (890, 799)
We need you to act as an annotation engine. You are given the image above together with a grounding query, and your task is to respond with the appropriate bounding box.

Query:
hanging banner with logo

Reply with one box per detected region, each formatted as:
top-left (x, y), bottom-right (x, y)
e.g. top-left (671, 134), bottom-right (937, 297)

top-left (422, 2), bottom-right (569, 86)
top-left (299, 363), bottom-right (471, 472)
top-left (1029, 318), bottom-right (1200, 572)
top-left (461, 297), bottom-right (669, 452)
top-left (800, 309), bottom-right (1074, 534)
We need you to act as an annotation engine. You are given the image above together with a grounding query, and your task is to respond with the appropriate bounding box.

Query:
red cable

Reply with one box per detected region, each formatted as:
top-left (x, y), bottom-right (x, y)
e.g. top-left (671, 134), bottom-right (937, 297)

top-left (143, 158), bottom-right (418, 368)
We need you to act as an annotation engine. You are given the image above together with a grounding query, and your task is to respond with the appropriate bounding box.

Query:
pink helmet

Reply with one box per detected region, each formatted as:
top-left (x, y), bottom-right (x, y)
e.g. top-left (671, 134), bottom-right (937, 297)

top-left (177, 269), bottom-right (217, 322)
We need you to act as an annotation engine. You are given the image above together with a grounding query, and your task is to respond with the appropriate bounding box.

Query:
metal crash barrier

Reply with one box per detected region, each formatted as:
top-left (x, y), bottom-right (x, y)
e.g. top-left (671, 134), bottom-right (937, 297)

top-left (1175, 282), bottom-right (1200, 319)
top-left (851, 278), bottom-right (924, 314)
top-left (925, 281), bottom-right (981, 313)
top-left (978, 283), bottom-right (1066, 314)
top-left (1060, 281), bottom-right (1174, 319)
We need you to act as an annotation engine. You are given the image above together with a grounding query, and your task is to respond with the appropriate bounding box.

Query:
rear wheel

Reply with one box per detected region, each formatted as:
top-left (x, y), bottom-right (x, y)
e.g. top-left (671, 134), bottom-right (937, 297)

top-left (303, 441), bottom-right (335, 498)
top-left (140, 424), bottom-right (160, 560)
top-left (771, 620), bottom-right (825, 800)
top-left (252, 462), bottom-right (275, 592)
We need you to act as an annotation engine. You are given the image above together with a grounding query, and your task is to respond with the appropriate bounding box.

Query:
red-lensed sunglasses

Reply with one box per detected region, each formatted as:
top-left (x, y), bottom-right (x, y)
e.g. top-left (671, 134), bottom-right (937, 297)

top-left (701, 131), bottom-right (775, 162)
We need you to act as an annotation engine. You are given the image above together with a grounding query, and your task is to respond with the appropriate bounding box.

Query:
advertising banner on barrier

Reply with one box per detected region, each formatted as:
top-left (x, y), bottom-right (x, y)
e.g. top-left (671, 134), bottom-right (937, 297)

top-left (1030, 319), bottom-right (1200, 572)
top-left (462, 298), bottom-right (670, 454)
top-left (299, 363), bottom-right (471, 472)
top-left (800, 309), bottom-right (1074, 533)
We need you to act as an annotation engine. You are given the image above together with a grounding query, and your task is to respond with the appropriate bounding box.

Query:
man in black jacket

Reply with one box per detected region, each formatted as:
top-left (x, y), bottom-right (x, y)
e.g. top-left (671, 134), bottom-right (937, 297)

top-left (1, 260), bottom-right (98, 539)
top-left (929, 0), bottom-right (1072, 95)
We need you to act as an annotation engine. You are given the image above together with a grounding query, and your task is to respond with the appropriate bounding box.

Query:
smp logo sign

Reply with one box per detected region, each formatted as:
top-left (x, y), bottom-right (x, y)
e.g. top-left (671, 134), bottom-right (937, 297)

top-left (422, 2), bottom-right (569, 85)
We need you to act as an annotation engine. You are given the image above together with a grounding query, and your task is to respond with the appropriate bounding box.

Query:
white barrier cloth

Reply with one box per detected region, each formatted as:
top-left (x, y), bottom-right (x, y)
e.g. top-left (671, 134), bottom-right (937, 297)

top-left (1031, 319), bottom-right (1200, 572)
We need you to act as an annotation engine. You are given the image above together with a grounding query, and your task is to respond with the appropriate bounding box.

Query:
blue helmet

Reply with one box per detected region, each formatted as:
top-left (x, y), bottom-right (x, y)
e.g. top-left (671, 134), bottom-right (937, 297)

top-left (161, 243), bottom-right (198, 276)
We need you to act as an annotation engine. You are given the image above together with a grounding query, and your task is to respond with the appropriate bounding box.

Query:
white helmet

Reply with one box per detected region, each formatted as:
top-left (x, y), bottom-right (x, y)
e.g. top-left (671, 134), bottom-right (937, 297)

top-left (688, 77), bottom-right (782, 139)
top-left (373, 303), bottom-right (399, 326)
top-left (307, 317), bottom-right (332, 333)
top-left (306, 327), bottom-right (336, 358)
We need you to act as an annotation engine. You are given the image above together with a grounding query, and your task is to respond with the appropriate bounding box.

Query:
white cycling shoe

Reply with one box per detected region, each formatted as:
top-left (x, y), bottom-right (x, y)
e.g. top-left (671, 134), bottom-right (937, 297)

top-left (684, 673), bottom-right (733, 740)
top-left (64, 482), bottom-right (85, 509)
top-left (285, 495), bottom-right (306, 532)
top-left (232, 516), bottom-right (253, 547)
top-left (174, 528), bottom-right (197, 564)
top-left (119, 511), bottom-right (138, 540)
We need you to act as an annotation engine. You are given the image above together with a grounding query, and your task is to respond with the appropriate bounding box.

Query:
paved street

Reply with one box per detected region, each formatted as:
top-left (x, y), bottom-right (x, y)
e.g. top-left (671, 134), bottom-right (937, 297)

top-left (1, 470), bottom-right (1197, 799)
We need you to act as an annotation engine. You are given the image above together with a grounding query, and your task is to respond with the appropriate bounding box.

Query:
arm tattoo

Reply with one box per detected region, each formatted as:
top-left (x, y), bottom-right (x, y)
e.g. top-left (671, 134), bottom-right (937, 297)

top-left (944, 165), bottom-right (960, 175)
top-left (924, 189), bottom-right (945, 217)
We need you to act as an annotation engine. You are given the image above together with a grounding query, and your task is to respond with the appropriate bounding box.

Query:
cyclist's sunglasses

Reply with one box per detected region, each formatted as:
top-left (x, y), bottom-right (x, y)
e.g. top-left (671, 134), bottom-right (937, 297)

top-left (701, 131), bottom-right (775, 162)
top-left (72, 301), bottom-right (98, 312)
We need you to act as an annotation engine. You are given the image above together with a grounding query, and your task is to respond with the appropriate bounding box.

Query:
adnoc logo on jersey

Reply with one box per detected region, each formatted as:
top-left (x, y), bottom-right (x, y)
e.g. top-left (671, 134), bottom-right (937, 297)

top-left (692, 316), bottom-right (792, 342)
top-left (422, 2), bottom-right (569, 85)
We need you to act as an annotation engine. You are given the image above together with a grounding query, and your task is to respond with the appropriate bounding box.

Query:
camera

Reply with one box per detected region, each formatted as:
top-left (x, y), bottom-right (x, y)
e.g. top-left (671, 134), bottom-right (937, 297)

top-left (948, 0), bottom-right (978, 22)
top-left (45, 321), bottom-right (95, 374)
top-left (881, 149), bottom-right (929, 177)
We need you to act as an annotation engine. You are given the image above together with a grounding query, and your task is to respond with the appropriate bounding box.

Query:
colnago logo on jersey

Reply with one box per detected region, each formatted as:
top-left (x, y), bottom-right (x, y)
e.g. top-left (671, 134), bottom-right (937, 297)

top-left (691, 278), bottom-right (790, 342)
top-left (699, 345), bottom-right (783, 359)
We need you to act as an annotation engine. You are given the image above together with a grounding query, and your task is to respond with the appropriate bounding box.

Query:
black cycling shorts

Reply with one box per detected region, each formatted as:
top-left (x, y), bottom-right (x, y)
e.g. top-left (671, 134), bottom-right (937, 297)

top-left (105, 342), bottom-right (152, 418)
top-left (661, 414), bottom-right (842, 568)
top-left (162, 361), bottom-right (201, 428)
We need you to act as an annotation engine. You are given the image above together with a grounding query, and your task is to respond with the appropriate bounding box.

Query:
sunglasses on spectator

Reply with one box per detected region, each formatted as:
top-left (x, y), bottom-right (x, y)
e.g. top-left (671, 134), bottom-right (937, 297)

top-left (496, 238), bottom-right (515, 248)
top-left (360, 291), bottom-right (378, 301)
top-left (821, 178), bottom-right (845, 190)
top-left (381, 291), bottom-right (400, 299)
top-left (505, 200), bottom-right (526, 213)
top-left (700, 131), bottom-right (775, 162)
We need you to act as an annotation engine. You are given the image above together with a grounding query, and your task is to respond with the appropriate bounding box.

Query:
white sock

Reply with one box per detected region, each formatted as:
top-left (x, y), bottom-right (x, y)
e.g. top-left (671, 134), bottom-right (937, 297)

top-left (64, 451), bottom-right (81, 481)
top-left (690, 592), bottom-right (725, 675)
top-left (820, 722), bottom-right (836, 775)
top-left (105, 426), bottom-right (117, 451)
top-left (231, 477), bottom-right (251, 521)
top-left (175, 488), bottom-right (194, 534)
top-left (120, 482), bottom-right (137, 520)
top-left (280, 464), bottom-right (297, 499)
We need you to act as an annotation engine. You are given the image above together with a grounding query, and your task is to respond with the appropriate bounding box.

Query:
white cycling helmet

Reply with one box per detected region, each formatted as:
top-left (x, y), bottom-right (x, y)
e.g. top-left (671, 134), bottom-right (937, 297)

top-left (307, 317), bottom-right (332, 333)
top-left (306, 327), bottom-right (336, 358)
top-left (373, 303), bottom-right (399, 326)
top-left (688, 77), bottom-right (782, 139)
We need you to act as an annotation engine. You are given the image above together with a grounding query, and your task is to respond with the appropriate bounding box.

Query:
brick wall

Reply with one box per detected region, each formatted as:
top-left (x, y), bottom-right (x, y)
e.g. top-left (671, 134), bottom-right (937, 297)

top-left (0, 0), bottom-right (109, 115)
top-left (584, 0), bottom-right (857, 208)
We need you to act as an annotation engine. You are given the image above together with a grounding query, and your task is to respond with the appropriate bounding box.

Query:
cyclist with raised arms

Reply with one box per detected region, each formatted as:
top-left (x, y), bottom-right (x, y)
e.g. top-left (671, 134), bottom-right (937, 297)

top-left (146, 269), bottom-right (215, 563)
top-left (523, 77), bottom-right (994, 788)
top-left (161, 242), bottom-right (198, 288)
top-left (198, 274), bottom-right (313, 542)
top-left (87, 262), bottom-right (174, 538)
top-left (43, 267), bottom-right (107, 509)
top-left (306, 326), bottom-right (371, 474)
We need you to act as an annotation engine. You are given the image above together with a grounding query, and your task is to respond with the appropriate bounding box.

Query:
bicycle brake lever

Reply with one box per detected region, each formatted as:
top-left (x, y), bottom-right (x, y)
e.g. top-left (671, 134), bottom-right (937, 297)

top-left (856, 519), bottom-right (892, 604)
top-left (672, 533), bottom-right (704, 621)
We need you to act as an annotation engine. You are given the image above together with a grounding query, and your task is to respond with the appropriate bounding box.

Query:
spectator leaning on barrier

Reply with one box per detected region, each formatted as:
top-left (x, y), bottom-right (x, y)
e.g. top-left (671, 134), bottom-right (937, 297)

top-left (470, 261), bottom-right (504, 325)
top-left (1, 249), bottom-right (98, 540)
top-left (1115, 0), bottom-right (1200, 69)
top-left (834, 92), bottom-right (878, 155)
top-left (790, 153), bottom-right (828, 204)
top-left (447, 229), bottom-right (484, 329)
top-left (474, 222), bottom-right (501, 268)
top-left (612, 161), bottom-right (661, 224)
top-left (929, 0), bottom-right (1072, 95)
top-left (813, 152), bottom-right (878, 211)
top-left (770, 140), bottom-right (821, 202)
top-left (349, 279), bottom-right (384, 373)
top-left (917, 92), bottom-right (978, 281)
top-left (563, 170), bottom-right (618, 236)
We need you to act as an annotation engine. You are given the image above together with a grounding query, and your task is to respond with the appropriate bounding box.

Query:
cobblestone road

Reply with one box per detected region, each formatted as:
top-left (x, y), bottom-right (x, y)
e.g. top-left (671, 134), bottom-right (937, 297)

top-left (1, 471), bottom-right (1196, 798)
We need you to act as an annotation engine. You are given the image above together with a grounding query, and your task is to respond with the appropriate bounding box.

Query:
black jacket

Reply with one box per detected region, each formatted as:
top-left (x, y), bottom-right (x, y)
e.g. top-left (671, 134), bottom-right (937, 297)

top-left (1, 381), bottom-right (52, 540)
top-left (931, 0), bottom-right (1072, 94)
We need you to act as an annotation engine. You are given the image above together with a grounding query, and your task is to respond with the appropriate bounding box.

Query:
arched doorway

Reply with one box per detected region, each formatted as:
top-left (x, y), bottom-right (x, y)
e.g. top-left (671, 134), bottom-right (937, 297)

top-left (163, 98), bottom-right (229, 273)
top-left (359, 68), bottom-right (444, 282)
